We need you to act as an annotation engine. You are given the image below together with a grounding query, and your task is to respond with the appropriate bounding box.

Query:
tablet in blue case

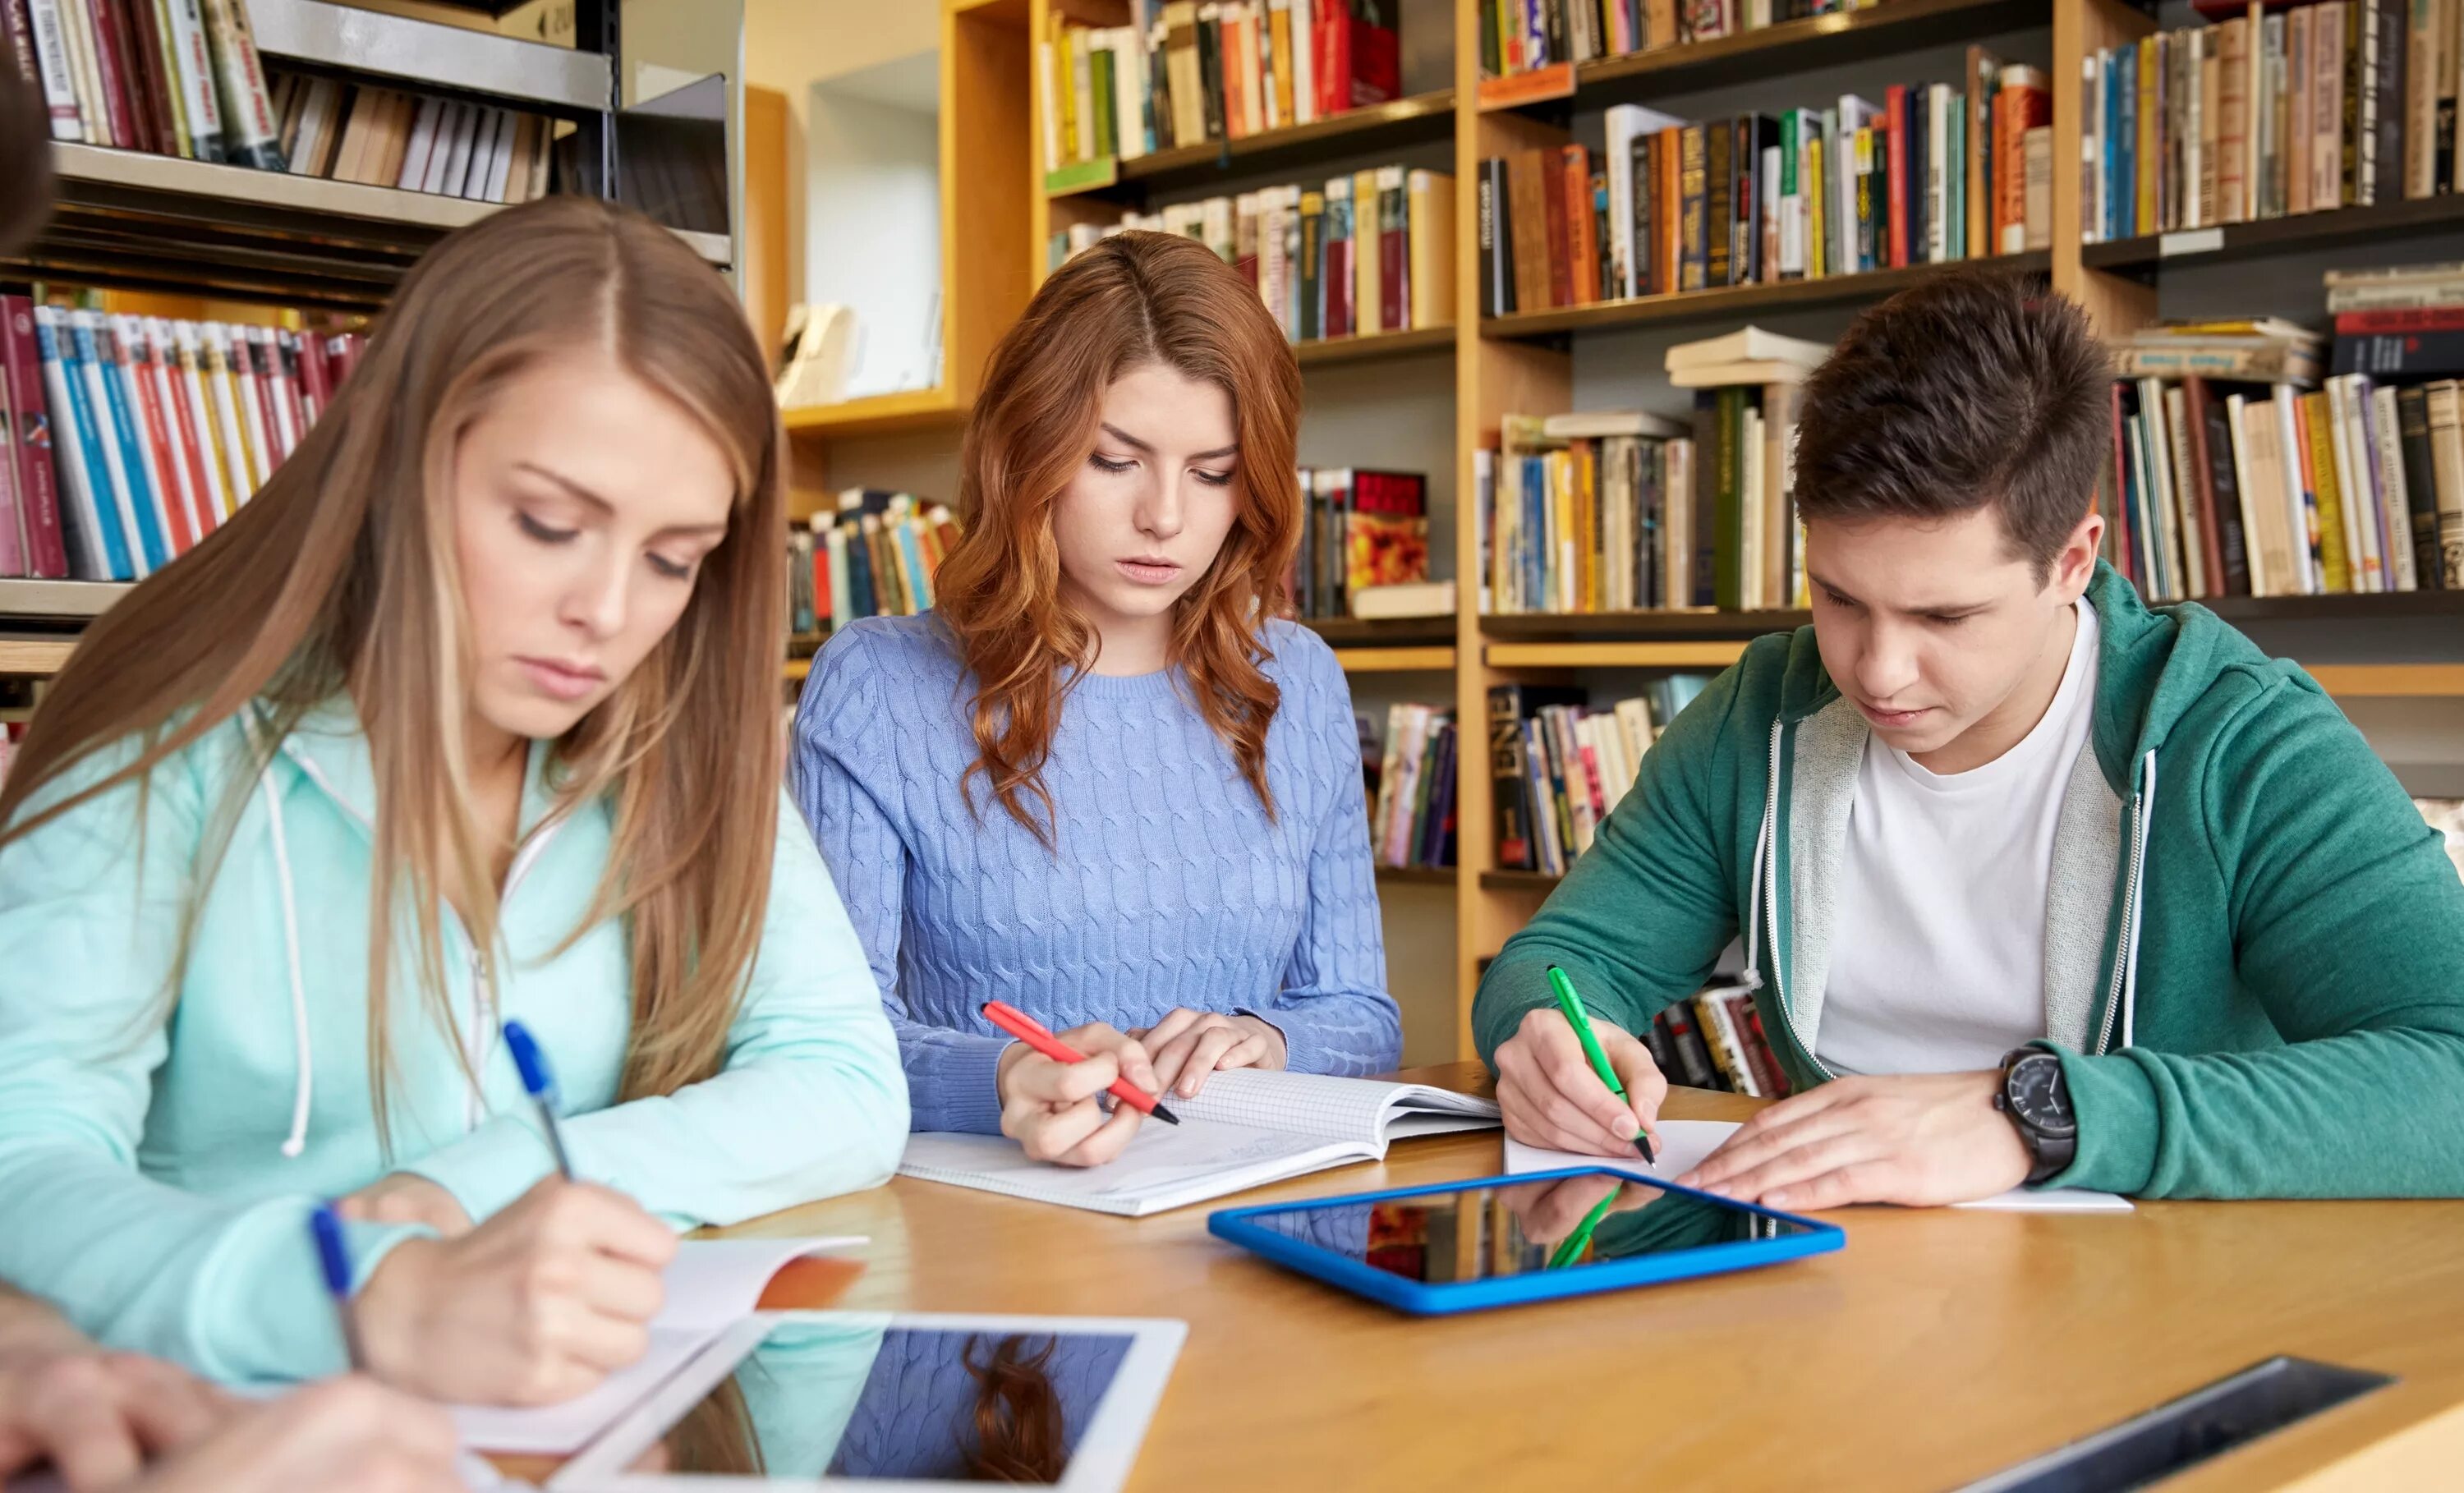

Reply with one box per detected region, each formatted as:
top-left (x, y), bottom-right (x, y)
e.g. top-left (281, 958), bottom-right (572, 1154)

top-left (1209, 1168), bottom-right (1843, 1314)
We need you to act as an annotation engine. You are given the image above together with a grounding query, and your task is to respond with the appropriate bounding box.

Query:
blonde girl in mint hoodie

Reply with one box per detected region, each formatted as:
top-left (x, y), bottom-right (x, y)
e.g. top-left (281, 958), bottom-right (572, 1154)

top-left (0, 196), bottom-right (907, 1404)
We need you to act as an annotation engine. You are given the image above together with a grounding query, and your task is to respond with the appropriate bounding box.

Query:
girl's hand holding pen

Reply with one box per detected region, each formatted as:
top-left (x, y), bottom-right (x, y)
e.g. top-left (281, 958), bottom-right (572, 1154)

top-left (354, 1177), bottom-right (673, 1406)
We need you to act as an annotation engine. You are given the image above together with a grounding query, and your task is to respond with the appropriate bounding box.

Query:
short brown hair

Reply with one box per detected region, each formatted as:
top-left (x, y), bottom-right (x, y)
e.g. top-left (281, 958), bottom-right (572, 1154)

top-left (1794, 270), bottom-right (2111, 579)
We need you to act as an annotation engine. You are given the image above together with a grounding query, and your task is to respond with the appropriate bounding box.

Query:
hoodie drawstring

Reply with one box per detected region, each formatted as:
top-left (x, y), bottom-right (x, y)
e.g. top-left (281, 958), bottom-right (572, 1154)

top-left (261, 763), bottom-right (313, 1159)
top-left (2119, 748), bottom-right (2157, 1051)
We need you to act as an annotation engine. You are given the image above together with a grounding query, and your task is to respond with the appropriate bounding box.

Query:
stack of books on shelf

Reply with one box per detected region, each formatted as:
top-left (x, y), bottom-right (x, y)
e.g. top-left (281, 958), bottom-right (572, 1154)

top-left (796, 489), bottom-right (959, 633)
top-left (1643, 983), bottom-right (1794, 1098)
top-left (1038, 0), bottom-right (1400, 186)
top-left (1478, 0), bottom-right (1884, 94)
top-left (1478, 53), bottom-right (2049, 316)
top-left (1294, 465), bottom-right (1429, 619)
top-left (10, 0), bottom-right (287, 168)
top-left (1363, 702), bottom-right (1456, 871)
top-left (2107, 313), bottom-right (2462, 599)
top-left (266, 71), bottom-right (558, 205)
top-left (0, 295), bottom-right (361, 581)
top-left (1478, 325), bottom-right (1821, 615)
top-left (2080, 0), bottom-right (2464, 243)
top-left (1050, 165), bottom-right (1455, 345)
top-left (1487, 677), bottom-right (1708, 876)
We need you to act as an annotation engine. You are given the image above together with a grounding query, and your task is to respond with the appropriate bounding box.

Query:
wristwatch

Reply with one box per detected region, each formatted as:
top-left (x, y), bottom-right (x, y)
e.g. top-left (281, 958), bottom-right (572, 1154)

top-left (1994, 1047), bottom-right (2077, 1186)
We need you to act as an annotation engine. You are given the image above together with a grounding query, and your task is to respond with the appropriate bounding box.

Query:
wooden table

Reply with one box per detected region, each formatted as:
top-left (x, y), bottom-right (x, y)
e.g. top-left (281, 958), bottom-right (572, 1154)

top-left (724, 1064), bottom-right (2464, 1491)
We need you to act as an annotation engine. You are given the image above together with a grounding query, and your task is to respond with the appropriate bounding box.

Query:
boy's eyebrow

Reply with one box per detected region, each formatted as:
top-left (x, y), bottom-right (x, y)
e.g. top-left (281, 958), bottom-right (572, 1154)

top-left (1806, 571), bottom-right (1990, 614)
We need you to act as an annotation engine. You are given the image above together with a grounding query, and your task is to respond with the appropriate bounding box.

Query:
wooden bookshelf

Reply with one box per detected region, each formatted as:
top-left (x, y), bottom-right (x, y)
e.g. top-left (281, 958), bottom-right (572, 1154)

top-left (780, 0), bottom-right (1031, 510)
top-left (1483, 251), bottom-right (2053, 339)
top-left (1294, 324), bottom-right (1458, 366)
top-left (1551, 0), bottom-right (2046, 109)
top-left (1047, 90), bottom-right (1458, 201)
top-left (818, 0), bottom-right (2464, 1063)
top-left (782, 388), bottom-right (968, 439)
top-left (1377, 866), bottom-right (1458, 886)
top-left (2083, 195), bottom-right (2464, 276)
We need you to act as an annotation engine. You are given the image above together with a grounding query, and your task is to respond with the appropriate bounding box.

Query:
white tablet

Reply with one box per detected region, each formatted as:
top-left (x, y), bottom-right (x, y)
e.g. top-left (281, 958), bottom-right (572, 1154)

top-left (548, 1312), bottom-right (1188, 1493)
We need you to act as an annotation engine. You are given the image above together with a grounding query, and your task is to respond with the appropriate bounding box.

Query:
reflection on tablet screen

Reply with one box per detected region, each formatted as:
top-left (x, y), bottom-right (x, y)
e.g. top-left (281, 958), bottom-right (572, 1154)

top-left (650, 1319), bottom-right (1138, 1482)
top-left (1239, 1175), bottom-right (1818, 1281)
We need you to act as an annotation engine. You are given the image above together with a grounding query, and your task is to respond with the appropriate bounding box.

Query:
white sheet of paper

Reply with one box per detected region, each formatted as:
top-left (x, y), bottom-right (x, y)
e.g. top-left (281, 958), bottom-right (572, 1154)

top-left (1503, 1131), bottom-right (2135, 1213)
top-left (448, 1234), bottom-right (867, 1454)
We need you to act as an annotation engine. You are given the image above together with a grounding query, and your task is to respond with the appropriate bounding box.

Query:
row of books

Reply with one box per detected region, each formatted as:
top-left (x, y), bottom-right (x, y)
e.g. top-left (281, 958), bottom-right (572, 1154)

top-left (267, 71), bottom-right (557, 205)
top-left (8, 0), bottom-right (284, 167)
top-left (1478, 0), bottom-right (1878, 88)
top-left (793, 489), bottom-right (960, 634)
top-left (1363, 702), bottom-right (1455, 871)
top-left (1051, 166), bottom-right (1456, 344)
top-left (0, 296), bottom-right (362, 581)
top-left (2109, 367), bottom-right (2464, 599)
top-left (1477, 58), bottom-right (2050, 316)
top-left (1643, 985), bottom-right (1794, 1098)
top-left (1294, 466), bottom-right (1427, 621)
top-left (1487, 678), bottom-right (1706, 875)
top-left (1478, 325), bottom-right (1822, 616)
top-left (2082, 0), bottom-right (2464, 243)
top-left (1039, 0), bottom-right (1400, 181)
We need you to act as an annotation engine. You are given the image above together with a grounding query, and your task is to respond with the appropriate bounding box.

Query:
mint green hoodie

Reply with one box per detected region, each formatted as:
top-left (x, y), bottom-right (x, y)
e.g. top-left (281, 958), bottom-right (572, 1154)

top-left (0, 699), bottom-right (908, 1385)
top-left (1475, 563), bottom-right (2464, 1198)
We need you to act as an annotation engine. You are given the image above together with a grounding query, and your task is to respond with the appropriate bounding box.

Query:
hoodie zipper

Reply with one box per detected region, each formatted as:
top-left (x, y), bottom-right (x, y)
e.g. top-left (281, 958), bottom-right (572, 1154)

top-left (2094, 795), bottom-right (2138, 1057)
top-left (1761, 719), bottom-right (1836, 1083)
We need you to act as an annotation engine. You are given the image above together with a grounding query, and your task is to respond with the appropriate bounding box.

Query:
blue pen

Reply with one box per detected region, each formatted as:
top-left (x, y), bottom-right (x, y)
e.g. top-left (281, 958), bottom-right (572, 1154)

top-left (309, 1202), bottom-right (365, 1371)
top-left (503, 1019), bottom-right (575, 1181)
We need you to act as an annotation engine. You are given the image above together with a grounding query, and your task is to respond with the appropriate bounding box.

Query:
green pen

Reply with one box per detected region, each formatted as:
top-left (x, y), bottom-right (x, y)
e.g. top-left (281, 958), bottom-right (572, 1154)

top-left (1547, 964), bottom-right (1655, 1165)
top-left (1546, 1189), bottom-right (1617, 1270)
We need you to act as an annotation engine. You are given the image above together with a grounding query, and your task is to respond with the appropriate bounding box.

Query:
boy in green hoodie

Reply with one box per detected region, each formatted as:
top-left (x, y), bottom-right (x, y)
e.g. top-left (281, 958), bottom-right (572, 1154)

top-left (1476, 270), bottom-right (2464, 1204)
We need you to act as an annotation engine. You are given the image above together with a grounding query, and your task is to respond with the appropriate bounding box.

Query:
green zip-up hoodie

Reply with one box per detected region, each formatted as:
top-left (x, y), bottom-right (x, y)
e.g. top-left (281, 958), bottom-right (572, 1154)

top-left (1473, 563), bottom-right (2464, 1199)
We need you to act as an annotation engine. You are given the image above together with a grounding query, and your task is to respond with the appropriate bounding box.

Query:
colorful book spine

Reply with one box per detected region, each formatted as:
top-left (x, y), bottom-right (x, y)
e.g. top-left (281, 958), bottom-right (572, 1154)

top-left (34, 306), bottom-right (127, 580)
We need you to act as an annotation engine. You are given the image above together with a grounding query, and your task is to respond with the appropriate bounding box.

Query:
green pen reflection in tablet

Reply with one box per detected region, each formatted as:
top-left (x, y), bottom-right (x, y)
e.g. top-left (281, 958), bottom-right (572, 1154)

top-left (1239, 1176), bottom-right (1816, 1282)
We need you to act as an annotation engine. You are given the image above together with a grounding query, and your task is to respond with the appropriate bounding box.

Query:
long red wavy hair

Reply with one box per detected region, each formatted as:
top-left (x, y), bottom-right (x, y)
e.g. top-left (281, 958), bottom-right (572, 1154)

top-left (933, 231), bottom-right (1303, 845)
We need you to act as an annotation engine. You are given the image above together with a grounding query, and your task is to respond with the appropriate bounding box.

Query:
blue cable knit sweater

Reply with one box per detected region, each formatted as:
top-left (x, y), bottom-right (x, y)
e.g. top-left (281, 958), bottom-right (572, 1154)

top-left (790, 612), bottom-right (1400, 1135)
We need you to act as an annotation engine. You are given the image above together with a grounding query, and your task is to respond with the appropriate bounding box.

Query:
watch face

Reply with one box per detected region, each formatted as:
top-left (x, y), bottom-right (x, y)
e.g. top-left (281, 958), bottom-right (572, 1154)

top-left (2007, 1056), bottom-right (2076, 1137)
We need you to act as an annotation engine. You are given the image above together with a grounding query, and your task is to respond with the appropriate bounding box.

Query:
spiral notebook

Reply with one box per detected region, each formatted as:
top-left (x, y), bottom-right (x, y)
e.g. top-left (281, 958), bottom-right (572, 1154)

top-left (897, 1070), bottom-right (1502, 1217)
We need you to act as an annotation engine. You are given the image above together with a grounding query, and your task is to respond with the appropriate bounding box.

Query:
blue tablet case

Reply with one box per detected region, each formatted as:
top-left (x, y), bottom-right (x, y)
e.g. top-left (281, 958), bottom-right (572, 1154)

top-left (1208, 1168), bottom-right (1844, 1315)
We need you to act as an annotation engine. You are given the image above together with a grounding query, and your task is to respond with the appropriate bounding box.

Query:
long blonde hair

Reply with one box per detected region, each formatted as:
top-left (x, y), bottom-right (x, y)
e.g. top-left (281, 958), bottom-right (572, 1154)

top-left (0, 195), bottom-right (789, 1141)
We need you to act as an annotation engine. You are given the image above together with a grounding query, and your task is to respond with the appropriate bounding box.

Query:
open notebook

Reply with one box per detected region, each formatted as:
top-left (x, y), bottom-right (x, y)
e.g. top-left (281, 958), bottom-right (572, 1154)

top-left (899, 1069), bottom-right (1502, 1217)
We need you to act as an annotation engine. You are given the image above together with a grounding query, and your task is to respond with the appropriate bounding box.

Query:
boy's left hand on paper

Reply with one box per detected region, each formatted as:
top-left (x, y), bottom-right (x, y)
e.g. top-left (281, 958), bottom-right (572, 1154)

top-left (1676, 1071), bottom-right (2031, 1210)
top-left (1133, 1009), bottom-right (1287, 1099)
top-left (336, 1174), bottom-right (473, 1237)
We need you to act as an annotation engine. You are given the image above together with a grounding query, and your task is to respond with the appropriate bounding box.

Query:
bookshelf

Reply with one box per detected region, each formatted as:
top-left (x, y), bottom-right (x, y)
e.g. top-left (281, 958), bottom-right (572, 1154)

top-left (779, 0), bottom-right (1032, 508)
top-left (796, 0), bottom-right (2464, 1059)
top-left (0, 0), bottom-right (742, 665)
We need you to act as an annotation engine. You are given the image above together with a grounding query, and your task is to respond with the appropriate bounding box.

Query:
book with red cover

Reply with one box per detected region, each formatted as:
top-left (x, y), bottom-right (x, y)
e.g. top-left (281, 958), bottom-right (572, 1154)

top-left (290, 325), bottom-right (329, 423)
top-left (1314, 0), bottom-right (1348, 117)
top-left (118, 319), bottom-right (193, 553)
top-left (1559, 144), bottom-right (1596, 307)
top-left (149, 319), bottom-right (218, 541)
top-left (1378, 170), bottom-right (1408, 333)
top-left (85, 0), bottom-right (145, 151)
top-left (1323, 191), bottom-right (1354, 338)
top-left (122, 0), bottom-right (177, 156)
top-left (2336, 306), bottom-right (2464, 333)
top-left (1885, 83), bottom-right (1910, 269)
top-left (2, 296), bottom-right (70, 578)
top-left (1540, 150), bottom-right (1572, 309)
top-left (269, 328), bottom-right (309, 457)
top-left (0, 322), bottom-right (24, 576)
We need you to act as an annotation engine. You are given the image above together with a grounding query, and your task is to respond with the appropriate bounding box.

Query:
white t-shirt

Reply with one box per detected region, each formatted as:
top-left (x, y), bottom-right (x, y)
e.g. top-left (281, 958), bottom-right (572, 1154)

top-left (1814, 598), bottom-right (2101, 1077)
